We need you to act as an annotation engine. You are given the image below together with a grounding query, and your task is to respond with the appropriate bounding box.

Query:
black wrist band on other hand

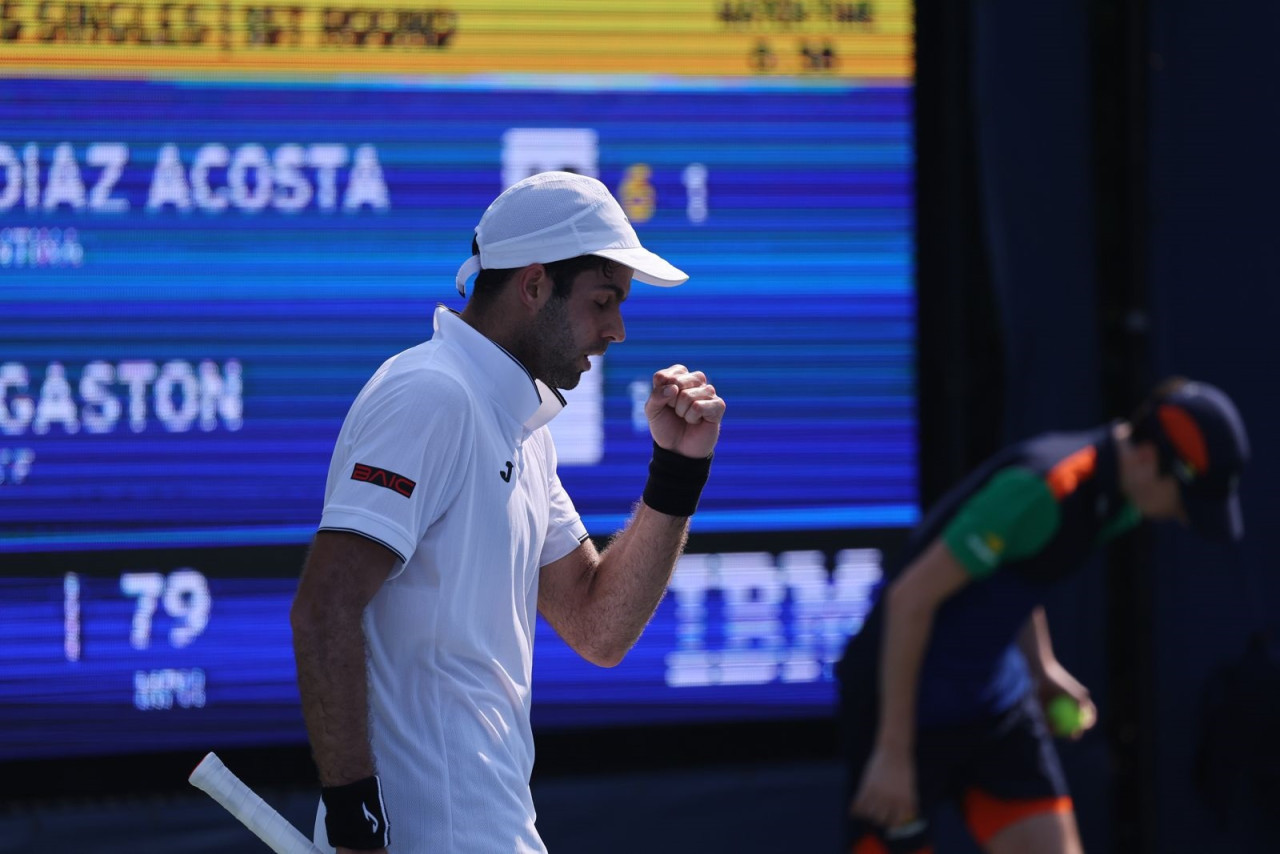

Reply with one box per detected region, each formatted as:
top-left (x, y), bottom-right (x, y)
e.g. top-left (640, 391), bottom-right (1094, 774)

top-left (322, 775), bottom-right (390, 850)
top-left (642, 442), bottom-right (712, 517)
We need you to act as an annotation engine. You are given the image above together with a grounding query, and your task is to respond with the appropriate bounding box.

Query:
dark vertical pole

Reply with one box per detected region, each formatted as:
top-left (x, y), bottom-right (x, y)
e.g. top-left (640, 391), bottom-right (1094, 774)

top-left (915, 0), bottom-right (1002, 509)
top-left (1091, 0), bottom-right (1155, 851)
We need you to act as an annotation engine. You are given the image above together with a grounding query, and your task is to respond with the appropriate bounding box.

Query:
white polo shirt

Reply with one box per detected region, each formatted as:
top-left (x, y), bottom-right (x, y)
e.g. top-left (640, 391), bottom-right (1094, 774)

top-left (313, 306), bottom-right (589, 853)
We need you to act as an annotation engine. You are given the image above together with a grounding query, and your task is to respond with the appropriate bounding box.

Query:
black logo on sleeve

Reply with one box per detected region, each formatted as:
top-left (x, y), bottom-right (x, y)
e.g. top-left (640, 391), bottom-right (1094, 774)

top-left (499, 461), bottom-right (514, 482)
top-left (352, 463), bottom-right (416, 498)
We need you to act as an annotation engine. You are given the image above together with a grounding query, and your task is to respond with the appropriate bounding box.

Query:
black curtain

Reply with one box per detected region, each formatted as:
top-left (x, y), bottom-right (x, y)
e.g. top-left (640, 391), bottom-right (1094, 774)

top-left (932, 1), bottom-right (1280, 851)
top-left (1145, 2), bottom-right (1280, 850)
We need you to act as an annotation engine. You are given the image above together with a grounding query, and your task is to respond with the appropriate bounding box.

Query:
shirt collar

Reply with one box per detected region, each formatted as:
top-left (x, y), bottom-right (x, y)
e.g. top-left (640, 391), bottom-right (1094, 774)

top-left (432, 305), bottom-right (567, 432)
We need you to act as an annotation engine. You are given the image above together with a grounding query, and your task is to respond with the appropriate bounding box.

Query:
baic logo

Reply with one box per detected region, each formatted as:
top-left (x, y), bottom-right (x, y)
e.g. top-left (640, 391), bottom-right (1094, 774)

top-left (351, 462), bottom-right (415, 498)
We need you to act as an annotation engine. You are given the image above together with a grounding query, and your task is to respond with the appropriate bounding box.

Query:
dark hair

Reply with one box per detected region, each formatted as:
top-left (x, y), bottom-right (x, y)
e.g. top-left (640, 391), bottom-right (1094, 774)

top-left (466, 236), bottom-right (616, 308)
top-left (1129, 375), bottom-right (1191, 473)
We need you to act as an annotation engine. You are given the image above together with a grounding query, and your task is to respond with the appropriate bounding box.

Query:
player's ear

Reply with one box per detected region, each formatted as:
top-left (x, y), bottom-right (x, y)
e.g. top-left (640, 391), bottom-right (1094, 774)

top-left (513, 263), bottom-right (550, 311)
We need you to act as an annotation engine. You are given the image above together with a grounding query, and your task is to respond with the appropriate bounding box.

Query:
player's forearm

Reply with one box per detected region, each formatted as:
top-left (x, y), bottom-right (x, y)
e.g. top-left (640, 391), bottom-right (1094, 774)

top-left (290, 532), bottom-right (395, 786)
top-left (875, 581), bottom-right (940, 753)
top-left (575, 503), bottom-right (690, 665)
top-left (291, 605), bottom-right (377, 785)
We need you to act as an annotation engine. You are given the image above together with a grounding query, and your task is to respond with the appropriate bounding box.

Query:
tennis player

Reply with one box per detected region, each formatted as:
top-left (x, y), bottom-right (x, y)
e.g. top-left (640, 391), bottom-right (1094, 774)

top-left (290, 172), bottom-right (725, 853)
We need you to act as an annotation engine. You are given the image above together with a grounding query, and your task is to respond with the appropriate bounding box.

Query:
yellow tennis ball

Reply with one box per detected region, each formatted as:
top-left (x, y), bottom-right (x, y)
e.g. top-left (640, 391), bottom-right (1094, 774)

top-left (1046, 695), bottom-right (1085, 737)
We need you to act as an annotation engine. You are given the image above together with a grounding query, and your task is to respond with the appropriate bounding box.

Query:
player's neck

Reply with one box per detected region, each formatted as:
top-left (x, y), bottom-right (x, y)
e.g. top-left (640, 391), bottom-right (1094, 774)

top-left (459, 303), bottom-right (537, 377)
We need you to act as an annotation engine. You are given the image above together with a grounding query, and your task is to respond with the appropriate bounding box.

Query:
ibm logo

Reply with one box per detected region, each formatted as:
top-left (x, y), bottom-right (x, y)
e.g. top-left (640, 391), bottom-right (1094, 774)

top-left (665, 549), bottom-right (881, 688)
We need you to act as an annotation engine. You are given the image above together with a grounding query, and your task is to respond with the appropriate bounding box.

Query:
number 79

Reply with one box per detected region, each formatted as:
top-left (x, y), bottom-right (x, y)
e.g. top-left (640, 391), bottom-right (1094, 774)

top-left (120, 570), bottom-right (212, 650)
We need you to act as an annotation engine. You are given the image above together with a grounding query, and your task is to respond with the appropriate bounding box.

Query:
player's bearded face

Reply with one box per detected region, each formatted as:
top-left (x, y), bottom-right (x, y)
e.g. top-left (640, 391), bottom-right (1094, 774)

top-left (529, 293), bottom-right (585, 390)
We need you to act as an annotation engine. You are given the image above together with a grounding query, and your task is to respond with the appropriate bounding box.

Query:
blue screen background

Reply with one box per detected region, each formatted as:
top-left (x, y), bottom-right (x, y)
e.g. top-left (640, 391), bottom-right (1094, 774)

top-left (0, 77), bottom-right (915, 551)
top-left (1, 75), bottom-right (912, 758)
top-left (1, 543), bottom-right (885, 760)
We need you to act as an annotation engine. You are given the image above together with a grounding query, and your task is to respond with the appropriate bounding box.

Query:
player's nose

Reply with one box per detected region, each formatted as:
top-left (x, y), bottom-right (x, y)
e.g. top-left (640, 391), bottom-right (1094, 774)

top-left (604, 313), bottom-right (626, 343)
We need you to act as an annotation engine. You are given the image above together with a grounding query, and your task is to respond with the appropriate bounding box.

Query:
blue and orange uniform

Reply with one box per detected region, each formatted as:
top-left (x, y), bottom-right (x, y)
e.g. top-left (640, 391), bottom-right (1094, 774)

top-left (837, 425), bottom-right (1140, 853)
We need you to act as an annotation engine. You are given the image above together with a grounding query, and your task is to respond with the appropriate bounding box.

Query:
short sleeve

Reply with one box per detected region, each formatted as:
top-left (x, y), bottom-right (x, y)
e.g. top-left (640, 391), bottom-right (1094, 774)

top-left (320, 368), bottom-right (473, 565)
top-left (536, 431), bottom-right (589, 566)
top-left (941, 467), bottom-right (1060, 579)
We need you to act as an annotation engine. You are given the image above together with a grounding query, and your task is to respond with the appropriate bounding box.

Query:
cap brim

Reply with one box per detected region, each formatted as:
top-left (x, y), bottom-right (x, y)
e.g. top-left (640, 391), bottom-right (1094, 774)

top-left (1183, 485), bottom-right (1244, 543)
top-left (592, 247), bottom-right (688, 287)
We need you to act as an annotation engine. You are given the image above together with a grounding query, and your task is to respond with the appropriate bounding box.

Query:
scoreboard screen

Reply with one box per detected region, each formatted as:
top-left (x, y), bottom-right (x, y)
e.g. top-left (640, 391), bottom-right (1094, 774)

top-left (3, 543), bottom-right (890, 759)
top-left (1, 1), bottom-right (915, 760)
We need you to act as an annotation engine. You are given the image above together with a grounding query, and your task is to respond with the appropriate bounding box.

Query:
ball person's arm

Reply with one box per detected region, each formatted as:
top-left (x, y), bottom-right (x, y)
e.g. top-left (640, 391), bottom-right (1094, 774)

top-left (291, 530), bottom-right (398, 854)
top-left (538, 365), bottom-right (724, 667)
top-left (851, 540), bottom-right (971, 829)
top-left (1018, 606), bottom-right (1097, 737)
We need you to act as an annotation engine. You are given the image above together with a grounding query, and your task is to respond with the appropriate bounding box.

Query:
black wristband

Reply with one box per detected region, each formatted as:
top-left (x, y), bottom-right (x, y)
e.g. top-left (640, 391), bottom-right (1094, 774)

top-left (322, 776), bottom-right (390, 850)
top-left (642, 442), bottom-right (712, 517)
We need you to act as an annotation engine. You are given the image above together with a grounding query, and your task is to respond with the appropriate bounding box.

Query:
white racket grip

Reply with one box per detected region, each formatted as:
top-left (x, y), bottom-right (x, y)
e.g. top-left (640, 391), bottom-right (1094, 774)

top-left (189, 752), bottom-right (324, 854)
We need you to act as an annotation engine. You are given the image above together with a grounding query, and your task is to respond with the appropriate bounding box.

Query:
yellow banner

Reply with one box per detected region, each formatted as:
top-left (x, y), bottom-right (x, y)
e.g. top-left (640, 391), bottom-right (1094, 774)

top-left (0, 0), bottom-right (912, 80)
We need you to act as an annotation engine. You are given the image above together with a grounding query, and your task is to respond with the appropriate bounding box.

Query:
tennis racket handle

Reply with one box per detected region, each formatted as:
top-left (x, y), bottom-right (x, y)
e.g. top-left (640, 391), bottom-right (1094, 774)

top-left (189, 752), bottom-right (324, 854)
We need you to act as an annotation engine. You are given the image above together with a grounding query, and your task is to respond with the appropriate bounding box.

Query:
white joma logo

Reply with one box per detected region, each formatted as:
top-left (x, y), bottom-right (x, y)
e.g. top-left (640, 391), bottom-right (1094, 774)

top-left (363, 802), bottom-right (379, 834)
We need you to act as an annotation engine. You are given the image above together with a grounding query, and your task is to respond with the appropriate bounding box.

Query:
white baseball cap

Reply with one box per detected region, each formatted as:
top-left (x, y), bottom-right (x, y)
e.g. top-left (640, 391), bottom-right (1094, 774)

top-left (454, 171), bottom-right (688, 296)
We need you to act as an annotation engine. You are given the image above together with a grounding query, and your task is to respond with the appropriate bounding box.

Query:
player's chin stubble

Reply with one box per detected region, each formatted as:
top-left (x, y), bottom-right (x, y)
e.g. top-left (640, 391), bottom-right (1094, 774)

top-left (525, 296), bottom-right (583, 391)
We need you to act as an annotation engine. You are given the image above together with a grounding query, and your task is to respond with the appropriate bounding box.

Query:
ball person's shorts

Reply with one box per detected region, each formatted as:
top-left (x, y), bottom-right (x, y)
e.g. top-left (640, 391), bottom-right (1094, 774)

top-left (840, 687), bottom-right (1072, 853)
